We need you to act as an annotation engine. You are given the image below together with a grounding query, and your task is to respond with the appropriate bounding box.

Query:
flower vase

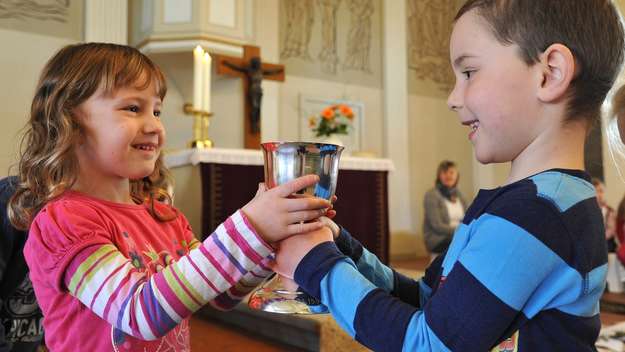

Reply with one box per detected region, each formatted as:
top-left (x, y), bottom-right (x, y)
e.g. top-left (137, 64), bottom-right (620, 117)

top-left (321, 134), bottom-right (345, 148)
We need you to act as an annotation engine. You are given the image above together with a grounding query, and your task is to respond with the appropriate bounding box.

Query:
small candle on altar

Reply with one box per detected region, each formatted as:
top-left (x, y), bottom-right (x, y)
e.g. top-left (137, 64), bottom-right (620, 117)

top-left (202, 52), bottom-right (212, 112)
top-left (193, 45), bottom-right (204, 111)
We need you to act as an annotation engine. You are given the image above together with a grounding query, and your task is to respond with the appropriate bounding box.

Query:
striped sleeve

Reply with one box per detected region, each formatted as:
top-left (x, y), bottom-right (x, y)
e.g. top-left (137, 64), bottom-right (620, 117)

top-left (63, 210), bottom-right (273, 341)
top-left (335, 227), bottom-right (430, 307)
top-left (209, 256), bottom-right (273, 310)
top-left (295, 211), bottom-right (573, 351)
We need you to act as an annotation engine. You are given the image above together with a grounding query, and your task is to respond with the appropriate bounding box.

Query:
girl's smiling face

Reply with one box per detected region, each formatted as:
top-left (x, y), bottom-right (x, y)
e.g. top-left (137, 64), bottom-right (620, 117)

top-left (74, 79), bottom-right (165, 186)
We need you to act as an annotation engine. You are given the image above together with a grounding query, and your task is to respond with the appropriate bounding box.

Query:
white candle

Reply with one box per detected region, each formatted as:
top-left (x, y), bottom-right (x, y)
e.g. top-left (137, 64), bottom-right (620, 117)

top-left (193, 45), bottom-right (203, 111)
top-left (202, 52), bottom-right (212, 112)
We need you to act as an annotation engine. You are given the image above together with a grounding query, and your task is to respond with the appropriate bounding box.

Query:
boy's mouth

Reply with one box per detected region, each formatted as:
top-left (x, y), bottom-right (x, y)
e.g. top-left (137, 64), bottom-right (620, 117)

top-left (462, 119), bottom-right (479, 140)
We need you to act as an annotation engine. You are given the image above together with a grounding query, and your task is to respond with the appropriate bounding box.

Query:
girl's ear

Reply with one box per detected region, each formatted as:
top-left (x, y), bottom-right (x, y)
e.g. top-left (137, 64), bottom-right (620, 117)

top-left (536, 43), bottom-right (577, 103)
top-left (70, 109), bottom-right (86, 145)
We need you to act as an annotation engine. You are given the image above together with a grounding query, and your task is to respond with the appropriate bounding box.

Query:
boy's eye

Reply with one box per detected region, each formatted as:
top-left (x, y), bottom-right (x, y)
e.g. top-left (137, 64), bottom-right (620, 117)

top-left (154, 110), bottom-right (161, 118)
top-left (462, 70), bottom-right (474, 79)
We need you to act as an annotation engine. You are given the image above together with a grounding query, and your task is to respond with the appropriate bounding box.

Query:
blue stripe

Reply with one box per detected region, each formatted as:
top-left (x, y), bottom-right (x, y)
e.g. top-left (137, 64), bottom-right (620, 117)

top-left (458, 214), bottom-right (561, 311)
top-left (143, 279), bottom-right (177, 335)
top-left (295, 242), bottom-right (347, 298)
top-left (555, 264), bottom-right (606, 317)
top-left (418, 280), bottom-right (432, 308)
top-left (487, 195), bottom-right (605, 273)
top-left (211, 235), bottom-right (246, 275)
top-left (402, 312), bottom-right (451, 352)
top-left (320, 260), bottom-right (377, 337)
top-left (522, 262), bottom-right (605, 318)
top-left (117, 280), bottom-right (142, 330)
top-left (356, 248), bottom-right (393, 292)
top-left (441, 222), bottom-right (471, 277)
top-left (530, 172), bottom-right (595, 212)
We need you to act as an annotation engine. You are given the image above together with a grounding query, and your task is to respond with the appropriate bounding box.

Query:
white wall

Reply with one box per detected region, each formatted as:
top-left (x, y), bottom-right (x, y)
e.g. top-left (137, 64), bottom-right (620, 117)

top-left (403, 93), bottom-right (476, 256)
top-left (0, 29), bottom-right (77, 175)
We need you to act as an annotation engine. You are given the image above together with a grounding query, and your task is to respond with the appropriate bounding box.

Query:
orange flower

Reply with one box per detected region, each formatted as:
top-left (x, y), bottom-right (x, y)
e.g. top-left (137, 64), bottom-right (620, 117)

top-left (321, 108), bottom-right (335, 120)
top-left (339, 105), bottom-right (354, 119)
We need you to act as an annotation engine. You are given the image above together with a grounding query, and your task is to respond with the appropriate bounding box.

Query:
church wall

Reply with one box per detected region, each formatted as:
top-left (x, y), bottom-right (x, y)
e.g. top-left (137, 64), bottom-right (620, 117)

top-left (278, 75), bottom-right (384, 155)
top-left (0, 0), bottom-right (83, 175)
top-left (0, 28), bottom-right (78, 176)
top-left (404, 93), bottom-right (476, 257)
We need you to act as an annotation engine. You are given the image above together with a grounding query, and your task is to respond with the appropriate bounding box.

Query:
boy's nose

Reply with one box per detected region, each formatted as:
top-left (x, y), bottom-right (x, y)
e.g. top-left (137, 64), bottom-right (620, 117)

top-left (447, 86), bottom-right (462, 111)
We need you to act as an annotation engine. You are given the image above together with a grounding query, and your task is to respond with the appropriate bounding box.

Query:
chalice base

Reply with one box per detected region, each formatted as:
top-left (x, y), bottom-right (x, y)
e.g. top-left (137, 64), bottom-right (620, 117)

top-left (248, 275), bottom-right (329, 315)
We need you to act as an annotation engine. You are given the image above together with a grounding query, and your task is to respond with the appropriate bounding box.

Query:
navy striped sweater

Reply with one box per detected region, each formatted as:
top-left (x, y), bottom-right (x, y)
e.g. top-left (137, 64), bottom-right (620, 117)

top-left (294, 169), bottom-right (607, 351)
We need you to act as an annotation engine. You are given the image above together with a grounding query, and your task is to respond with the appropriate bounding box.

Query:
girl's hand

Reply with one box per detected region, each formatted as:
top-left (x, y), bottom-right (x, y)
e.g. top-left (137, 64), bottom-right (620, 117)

top-left (270, 226), bottom-right (334, 279)
top-left (241, 175), bottom-right (331, 243)
top-left (325, 195), bottom-right (338, 220)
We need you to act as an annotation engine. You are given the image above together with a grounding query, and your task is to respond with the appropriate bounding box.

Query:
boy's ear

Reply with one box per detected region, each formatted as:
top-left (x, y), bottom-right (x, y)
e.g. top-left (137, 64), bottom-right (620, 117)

top-left (536, 43), bottom-right (576, 103)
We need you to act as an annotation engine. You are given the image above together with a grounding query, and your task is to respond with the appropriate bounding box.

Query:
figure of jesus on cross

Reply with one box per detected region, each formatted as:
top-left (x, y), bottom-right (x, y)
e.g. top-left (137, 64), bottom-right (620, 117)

top-left (215, 45), bottom-right (285, 149)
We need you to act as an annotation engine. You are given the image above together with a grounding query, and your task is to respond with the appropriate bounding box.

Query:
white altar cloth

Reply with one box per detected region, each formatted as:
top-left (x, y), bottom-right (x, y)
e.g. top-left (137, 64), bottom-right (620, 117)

top-left (164, 147), bottom-right (395, 171)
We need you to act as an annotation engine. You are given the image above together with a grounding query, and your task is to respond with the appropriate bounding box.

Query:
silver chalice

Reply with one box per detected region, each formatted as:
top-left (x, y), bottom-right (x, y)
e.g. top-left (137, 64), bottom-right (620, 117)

top-left (248, 141), bottom-right (344, 314)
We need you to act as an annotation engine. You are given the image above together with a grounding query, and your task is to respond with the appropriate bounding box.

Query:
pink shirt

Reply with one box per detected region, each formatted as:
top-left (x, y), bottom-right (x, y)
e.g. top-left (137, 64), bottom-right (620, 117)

top-left (24, 191), bottom-right (273, 351)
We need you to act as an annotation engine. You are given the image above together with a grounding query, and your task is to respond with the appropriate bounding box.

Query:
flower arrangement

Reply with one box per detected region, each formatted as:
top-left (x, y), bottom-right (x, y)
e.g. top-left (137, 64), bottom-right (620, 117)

top-left (308, 104), bottom-right (355, 137)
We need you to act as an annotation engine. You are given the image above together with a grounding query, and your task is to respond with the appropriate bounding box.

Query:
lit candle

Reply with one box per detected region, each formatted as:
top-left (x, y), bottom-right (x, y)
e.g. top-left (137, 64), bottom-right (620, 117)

top-left (202, 52), bottom-right (212, 112)
top-left (193, 45), bottom-right (203, 111)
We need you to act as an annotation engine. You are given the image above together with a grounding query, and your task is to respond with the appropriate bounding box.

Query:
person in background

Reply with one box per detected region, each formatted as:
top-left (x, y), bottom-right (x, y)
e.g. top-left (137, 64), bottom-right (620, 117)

top-left (0, 176), bottom-right (44, 352)
top-left (616, 196), bottom-right (625, 266)
top-left (422, 160), bottom-right (468, 261)
top-left (609, 86), bottom-right (625, 271)
top-left (592, 178), bottom-right (617, 252)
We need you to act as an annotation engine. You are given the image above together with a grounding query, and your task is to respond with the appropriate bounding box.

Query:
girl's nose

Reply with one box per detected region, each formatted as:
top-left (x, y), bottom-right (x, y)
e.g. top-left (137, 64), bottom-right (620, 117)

top-left (143, 115), bottom-right (164, 134)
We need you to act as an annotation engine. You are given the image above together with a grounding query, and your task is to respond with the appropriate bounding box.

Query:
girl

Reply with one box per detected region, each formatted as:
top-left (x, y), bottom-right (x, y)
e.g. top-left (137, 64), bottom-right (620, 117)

top-left (8, 43), bottom-right (330, 351)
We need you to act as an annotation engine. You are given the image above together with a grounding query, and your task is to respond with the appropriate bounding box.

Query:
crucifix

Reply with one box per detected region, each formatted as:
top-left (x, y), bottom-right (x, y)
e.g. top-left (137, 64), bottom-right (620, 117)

top-left (214, 45), bottom-right (285, 149)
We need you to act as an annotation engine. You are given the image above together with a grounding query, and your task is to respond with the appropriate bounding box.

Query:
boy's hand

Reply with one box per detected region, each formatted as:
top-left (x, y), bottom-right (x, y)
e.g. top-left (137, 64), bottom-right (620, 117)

top-left (317, 216), bottom-right (340, 239)
top-left (270, 226), bottom-right (334, 279)
top-left (241, 175), bottom-right (331, 243)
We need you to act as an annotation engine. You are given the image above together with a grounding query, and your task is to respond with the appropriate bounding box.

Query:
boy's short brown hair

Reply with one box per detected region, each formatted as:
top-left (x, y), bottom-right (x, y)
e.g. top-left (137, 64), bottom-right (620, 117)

top-left (456, 0), bottom-right (625, 125)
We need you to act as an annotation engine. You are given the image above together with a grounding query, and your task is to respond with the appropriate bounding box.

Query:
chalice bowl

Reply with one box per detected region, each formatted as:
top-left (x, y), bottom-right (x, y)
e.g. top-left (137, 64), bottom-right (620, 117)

top-left (248, 141), bottom-right (344, 314)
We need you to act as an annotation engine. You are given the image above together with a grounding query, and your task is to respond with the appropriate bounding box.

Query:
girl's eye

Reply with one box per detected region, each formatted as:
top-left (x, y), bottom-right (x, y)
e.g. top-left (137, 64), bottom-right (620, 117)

top-left (154, 110), bottom-right (161, 118)
top-left (126, 105), bottom-right (140, 113)
top-left (462, 70), bottom-right (474, 79)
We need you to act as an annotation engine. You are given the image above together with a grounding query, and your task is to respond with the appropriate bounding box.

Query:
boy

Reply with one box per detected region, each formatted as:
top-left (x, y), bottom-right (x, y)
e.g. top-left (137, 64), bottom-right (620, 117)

top-left (270, 0), bottom-right (625, 351)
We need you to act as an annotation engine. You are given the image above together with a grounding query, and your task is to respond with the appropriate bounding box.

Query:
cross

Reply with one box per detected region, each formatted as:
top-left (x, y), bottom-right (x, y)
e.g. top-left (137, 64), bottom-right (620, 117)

top-left (214, 45), bottom-right (285, 149)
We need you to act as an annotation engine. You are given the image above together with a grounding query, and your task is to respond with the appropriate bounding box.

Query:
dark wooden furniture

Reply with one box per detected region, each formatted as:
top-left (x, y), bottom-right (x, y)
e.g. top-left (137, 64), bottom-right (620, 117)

top-left (200, 162), bottom-right (390, 264)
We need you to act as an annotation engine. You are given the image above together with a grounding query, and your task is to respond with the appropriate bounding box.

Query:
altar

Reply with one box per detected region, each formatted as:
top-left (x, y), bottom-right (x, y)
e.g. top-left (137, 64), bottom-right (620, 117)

top-left (165, 147), bottom-right (395, 263)
top-left (165, 147), bottom-right (394, 350)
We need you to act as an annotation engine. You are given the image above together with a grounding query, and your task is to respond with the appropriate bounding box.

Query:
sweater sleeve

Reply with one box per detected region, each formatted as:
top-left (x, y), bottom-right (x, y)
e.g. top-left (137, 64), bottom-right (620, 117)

top-left (334, 227), bottom-right (439, 309)
top-left (28, 207), bottom-right (273, 341)
top-left (294, 211), bottom-right (573, 351)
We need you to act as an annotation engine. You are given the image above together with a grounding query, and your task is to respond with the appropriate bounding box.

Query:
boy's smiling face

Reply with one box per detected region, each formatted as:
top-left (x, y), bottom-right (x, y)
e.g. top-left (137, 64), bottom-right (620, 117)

top-left (447, 9), bottom-right (542, 165)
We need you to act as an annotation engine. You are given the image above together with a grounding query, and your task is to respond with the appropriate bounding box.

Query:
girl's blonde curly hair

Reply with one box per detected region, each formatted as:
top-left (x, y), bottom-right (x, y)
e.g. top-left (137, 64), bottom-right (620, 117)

top-left (8, 42), bottom-right (173, 230)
